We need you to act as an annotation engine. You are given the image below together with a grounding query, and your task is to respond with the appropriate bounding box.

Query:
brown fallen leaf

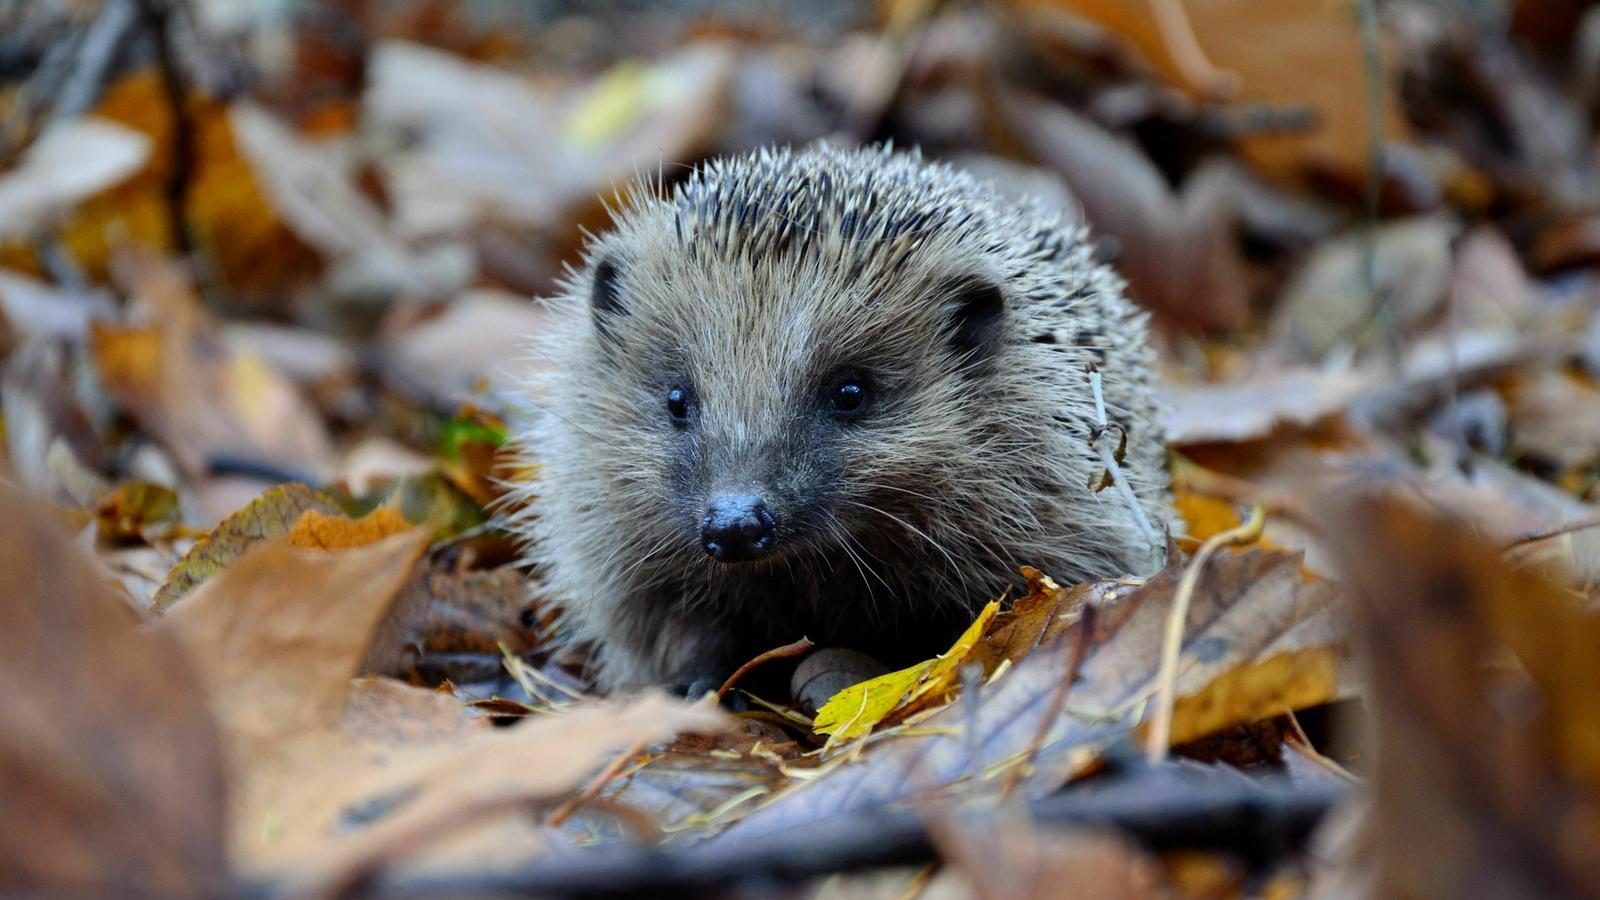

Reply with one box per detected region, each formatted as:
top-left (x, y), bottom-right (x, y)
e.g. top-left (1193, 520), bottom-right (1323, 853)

top-left (381, 289), bottom-right (551, 406)
top-left (1322, 489), bottom-right (1600, 896)
top-left (1, 337), bottom-right (106, 504)
top-left (155, 527), bottom-right (721, 887)
top-left (1167, 320), bottom-right (1572, 450)
top-left (89, 254), bottom-right (332, 480)
top-left (599, 728), bottom-right (798, 835)
top-left (295, 689), bottom-right (724, 890)
top-left (933, 818), bottom-right (1165, 900)
top-left (365, 40), bottom-right (732, 243)
top-left (716, 546), bottom-right (1351, 841)
top-left (152, 482), bottom-right (342, 610)
top-left (158, 533), bottom-right (430, 750)
top-left (1015, 0), bottom-right (1413, 186)
top-left (0, 481), bottom-right (228, 896)
top-left (1503, 369), bottom-right (1600, 473)
top-left (1162, 369), bottom-right (1372, 445)
top-left (996, 90), bottom-right (1250, 331)
top-left (1269, 215), bottom-right (1458, 363)
top-left (359, 562), bottom-right (541, 687)
top-left (229, 101), bottom-right (466, 300)
top-left (1450, 225), bottom-right (1537, 330)
top-left (0, 68), bottom-right (323, 295)
top-left (0, 269), bottom-right (117, 342)
top-left (0, 117), bottom-right (150, 240)
top-left (975, 567), bottom-right (1111, 672)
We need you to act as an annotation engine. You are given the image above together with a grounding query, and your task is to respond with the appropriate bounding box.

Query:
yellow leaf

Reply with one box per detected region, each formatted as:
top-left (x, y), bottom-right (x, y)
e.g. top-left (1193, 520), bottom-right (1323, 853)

top-left (284, 507), bottom-right (414, 551)
top-left (1165, 647), bottom-right (1342, 747)
top-left (564, 62), bottom-right (647, 148)
top-left (94, 481), bottom-right (181, 542)
top-left (815, 601), bottom-right (999, 741)
top-left (0, 68), bottom-right (321, 293)
top-left (1172, 488), bottom-right (1242, 552)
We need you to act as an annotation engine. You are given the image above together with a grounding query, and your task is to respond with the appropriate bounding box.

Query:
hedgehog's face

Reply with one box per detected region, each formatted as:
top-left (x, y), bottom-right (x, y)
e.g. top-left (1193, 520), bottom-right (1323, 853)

top-left (577, 243), bottom-right (1008, 573)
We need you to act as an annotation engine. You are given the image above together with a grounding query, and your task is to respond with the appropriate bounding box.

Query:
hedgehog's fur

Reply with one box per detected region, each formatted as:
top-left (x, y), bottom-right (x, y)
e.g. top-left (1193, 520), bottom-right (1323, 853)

top-left (509, 144), bottom-right (1170, 690)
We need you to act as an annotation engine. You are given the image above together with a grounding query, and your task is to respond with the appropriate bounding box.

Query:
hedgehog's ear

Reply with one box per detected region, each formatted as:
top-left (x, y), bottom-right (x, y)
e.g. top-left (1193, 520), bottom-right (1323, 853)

top-left (590, 258), bottom-right (625, 341)
top-left (943, 276), bottom-right (1005, 364)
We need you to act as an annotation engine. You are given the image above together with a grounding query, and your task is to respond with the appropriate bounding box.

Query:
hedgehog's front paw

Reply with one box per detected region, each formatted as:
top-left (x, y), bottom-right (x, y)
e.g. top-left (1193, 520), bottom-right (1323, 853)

top-left (663, 669), bottom-right (752, 711)
top-left (663, 671), bottom-right (723, 701)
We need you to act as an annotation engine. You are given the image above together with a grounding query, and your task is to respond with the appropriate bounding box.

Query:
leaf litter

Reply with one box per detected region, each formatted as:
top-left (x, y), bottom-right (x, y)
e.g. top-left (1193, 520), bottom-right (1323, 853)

top-left (3, 1), bottom-right (1600, 896)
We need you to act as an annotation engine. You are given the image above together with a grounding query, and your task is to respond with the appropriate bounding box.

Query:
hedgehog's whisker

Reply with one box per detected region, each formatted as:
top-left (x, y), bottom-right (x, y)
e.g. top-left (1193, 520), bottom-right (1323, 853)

top-left (838, 499), bottom-right (967, 595)
top-left (822, 510), bottom-right (890, 618)
top-left (602, 532), bottom-right (679, 608)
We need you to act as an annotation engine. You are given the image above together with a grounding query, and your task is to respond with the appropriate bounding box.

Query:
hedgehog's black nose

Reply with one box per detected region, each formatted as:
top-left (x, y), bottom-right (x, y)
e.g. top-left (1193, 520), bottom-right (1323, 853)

top-left (701, 495), bottom-right (776, 562)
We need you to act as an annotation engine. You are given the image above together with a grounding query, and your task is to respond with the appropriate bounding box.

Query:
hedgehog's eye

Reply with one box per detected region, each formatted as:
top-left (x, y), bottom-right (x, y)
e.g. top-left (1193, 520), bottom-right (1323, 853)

top-left (666, 384), bottom-right (692, 427)
top-left (827, 376), bottom-right (870, 419)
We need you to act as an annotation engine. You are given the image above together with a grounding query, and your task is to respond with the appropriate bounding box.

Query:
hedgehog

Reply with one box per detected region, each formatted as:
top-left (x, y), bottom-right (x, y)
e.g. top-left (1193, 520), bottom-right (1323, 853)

top-left (510, 144), bottom-right (1170, 693)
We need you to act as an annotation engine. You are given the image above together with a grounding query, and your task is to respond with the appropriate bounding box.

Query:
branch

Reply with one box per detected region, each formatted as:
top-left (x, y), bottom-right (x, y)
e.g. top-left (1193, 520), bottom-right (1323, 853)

top-left (355, 768), bottom-right (1348, 898)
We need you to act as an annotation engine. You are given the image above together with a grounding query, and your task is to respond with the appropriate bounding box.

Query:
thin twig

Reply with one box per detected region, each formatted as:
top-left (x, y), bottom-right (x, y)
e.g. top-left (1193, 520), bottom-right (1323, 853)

top-left (1144, 504), bottom-right (1266, 763)
top-left (715, 636), bottom-right (815, 703)
top-left (1087, 364), bottom-right (1161, 567)
top-left (544, 737), bottom-right (649, 827)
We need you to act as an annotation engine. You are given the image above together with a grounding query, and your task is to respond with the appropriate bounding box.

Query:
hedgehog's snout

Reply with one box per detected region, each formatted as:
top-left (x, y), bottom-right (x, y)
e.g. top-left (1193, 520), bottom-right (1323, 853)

top-left (701, 494), bottom-right (777, 563)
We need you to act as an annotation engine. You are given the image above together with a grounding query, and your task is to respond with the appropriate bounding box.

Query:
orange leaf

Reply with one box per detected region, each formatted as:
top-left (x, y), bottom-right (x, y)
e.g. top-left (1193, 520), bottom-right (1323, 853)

top-left (285, 507), bottom-right (415, 550)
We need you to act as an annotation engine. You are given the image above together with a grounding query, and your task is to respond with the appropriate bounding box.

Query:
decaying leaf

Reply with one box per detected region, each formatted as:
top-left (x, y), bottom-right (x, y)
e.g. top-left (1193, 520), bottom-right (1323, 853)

top-left (1269, 216), bottom-right (1457, 362)
top-left (157, 532), bottom-right (431, 748)
top-left (359, 562), bottom-right (541, 686)
top-left (229, 101), bottom-right (468, 299)
top-left (715, 546), bottom-right (1350, 841)
top-left (934, 818), bottom-right (1165, 900)
top-left (94, 480), bottom-right (182, 542)
top-left (1015, 0), bottom-right (1413, 185)
top-left (88, 255), bottom-right (332, 481)
top-left (996, 91), bottom-right (1250, 331)
top-left (155, 527), bottom-right (721, 885)
top-left (0, 482), bottom-right (228, 897)
top-left (1162, 369), bottom-right (1371, 445)
top-left (1323, 490), bottom-right (1600, 896)
top-left (152, 482), bottom-right (341, 610)
top-left (2, 68), bottom-right (322, 294)
top-left (1503, 369), bottom-right (1600, 472)
top-left (381, 289), bottom-right (550, 406)
top-left (975, 567), bottom-right (1107, 672)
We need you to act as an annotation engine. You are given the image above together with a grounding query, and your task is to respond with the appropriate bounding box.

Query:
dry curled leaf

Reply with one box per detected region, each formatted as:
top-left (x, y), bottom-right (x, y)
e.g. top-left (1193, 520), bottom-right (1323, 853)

top-left (89, 255), bottom-right (332, 480)
top-left (0, 482), bottom-right (228, 897)
top-left (155, 526), bottom-right (721, 886)
top-left (1323, 489), bottom-right (1600, 897)
top-left (1015, 0), bottom-right (1413, 185)
top-left (153, 482), bottom-right (342, 610)
top-left (720, 546), bottom-right (1349, 842)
